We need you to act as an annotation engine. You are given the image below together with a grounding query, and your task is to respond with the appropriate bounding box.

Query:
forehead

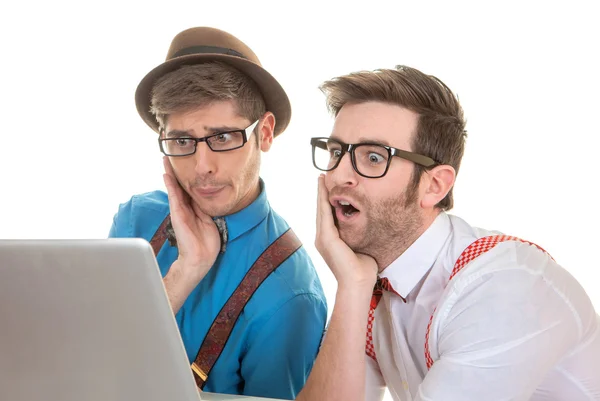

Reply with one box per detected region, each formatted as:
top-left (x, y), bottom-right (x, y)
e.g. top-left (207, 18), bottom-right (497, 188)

top-left (331, 101), bottom-right (418, 149)
top-left (164, 100), bottom-right (245, 131)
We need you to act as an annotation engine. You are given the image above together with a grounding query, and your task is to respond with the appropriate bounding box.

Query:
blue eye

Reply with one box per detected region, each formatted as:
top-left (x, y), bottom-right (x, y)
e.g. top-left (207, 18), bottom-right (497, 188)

top-left (368, 152), bottom-right (385, 164)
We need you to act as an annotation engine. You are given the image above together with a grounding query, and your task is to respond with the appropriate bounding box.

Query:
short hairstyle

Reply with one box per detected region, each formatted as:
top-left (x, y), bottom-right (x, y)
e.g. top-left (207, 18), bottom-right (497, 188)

top-left (320, 65), bottom-right (467, 210)
top-left (150, 62), bottom-right (266, 136)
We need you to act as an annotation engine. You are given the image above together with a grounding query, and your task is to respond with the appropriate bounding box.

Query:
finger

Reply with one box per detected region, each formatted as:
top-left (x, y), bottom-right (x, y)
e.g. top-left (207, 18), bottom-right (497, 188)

top-left (316, 174), bottom-right (323, 231)
top-left (164, 158), bottom-right (190, 205)
top-left (162, 157), bottom-right (188, 215)
top-left (316, 175), bottom-right (340, 247)
top-left (317, 175), bottom-right (337, 233)
top-left (191, 201), bottom-right (215, 225)
top-left (163, 155), bottom-right (175, 176)
top-left (163, 173), bottom-right (182, 215)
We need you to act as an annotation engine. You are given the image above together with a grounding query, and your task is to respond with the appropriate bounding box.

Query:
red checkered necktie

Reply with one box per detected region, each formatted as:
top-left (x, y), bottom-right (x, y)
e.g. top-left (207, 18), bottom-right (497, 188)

top-left (366, 277), bottom-right (404, 361)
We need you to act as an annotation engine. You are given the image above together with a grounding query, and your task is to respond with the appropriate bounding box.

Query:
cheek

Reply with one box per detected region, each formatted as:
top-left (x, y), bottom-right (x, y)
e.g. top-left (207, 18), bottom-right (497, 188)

top-left (324, 173), bottom-right (335, 191)
top-left (386, 166), bottom-right (414, 188)
top-left (361, 180), bottom-right (399, 206)
top-left (231, 150), bottom-right (258, 181)
top-left (170, 159), bottom-right (194, 179)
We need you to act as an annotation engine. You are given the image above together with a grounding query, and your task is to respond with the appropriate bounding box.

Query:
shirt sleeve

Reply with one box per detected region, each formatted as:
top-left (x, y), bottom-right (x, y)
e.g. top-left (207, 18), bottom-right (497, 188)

top-left (107, 197), bottom-right (134, 238)
top-left (415, 253), bottom-right (590, 401)
top-left (108, 214), bottom-right (119, 237)
top-left (240, 293), bottom-right (327, 400)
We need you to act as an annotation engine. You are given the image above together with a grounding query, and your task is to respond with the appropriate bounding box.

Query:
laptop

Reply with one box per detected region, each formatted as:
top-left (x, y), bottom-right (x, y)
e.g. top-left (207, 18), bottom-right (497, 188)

top-left (0, 238), bottom-right (202, 401)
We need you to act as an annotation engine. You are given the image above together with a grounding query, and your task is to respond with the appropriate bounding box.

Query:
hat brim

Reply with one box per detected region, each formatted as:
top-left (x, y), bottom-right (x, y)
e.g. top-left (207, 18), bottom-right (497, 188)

top-left (135, 53), bottom-right (291, 137)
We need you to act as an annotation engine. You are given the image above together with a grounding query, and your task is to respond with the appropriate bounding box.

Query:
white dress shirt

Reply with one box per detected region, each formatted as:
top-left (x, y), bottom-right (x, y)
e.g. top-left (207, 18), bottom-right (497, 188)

top-left (365, 212), bottom-right (600, 401)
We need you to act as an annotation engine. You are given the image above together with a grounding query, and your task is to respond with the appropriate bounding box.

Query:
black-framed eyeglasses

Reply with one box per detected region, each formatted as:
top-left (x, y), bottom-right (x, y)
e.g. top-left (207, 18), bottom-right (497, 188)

top-left (310, 137), bottom-right (438, 178)
top-left (159, 119), bottom-right (259, 157)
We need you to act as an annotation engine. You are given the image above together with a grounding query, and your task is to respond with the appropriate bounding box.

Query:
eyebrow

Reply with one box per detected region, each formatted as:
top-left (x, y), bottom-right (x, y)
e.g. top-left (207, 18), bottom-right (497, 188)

top-left (164, 125), bottom-right (244, 138)
top-left (329, 135), bottom-right (392, 147)
top-left (164, 129), bottom-right (193, 138)
top-left (357, 137), bottom-right (391, 147)
top-left (206, 125), bottom-right (244, 133)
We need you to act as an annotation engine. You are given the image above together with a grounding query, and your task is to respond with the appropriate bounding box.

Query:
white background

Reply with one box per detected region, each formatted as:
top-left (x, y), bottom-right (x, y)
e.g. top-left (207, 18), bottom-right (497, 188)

top-left (1, 0), bottom-right (599, 398)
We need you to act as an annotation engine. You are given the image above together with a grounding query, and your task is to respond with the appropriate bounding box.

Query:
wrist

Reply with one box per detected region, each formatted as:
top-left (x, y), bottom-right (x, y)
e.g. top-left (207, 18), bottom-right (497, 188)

top-left (332, 283), bottom-right (374, 320)
top-left (336, 280), bottom-right (375, 299)
top-left (336, 270), bottom-right (377, 293)
top-left (170, 259), bottom-right (209, 283)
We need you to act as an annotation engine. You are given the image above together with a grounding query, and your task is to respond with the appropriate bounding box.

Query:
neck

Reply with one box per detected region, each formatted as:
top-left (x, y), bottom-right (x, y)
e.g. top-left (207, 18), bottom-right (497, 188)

top-left (373, 209), bottom-right (440, 272)
top-left (228, 178), bottom-right (261, 215)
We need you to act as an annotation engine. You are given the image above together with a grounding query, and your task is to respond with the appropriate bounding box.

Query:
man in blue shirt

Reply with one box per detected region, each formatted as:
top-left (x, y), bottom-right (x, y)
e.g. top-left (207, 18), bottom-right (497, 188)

top-left (108, 27), bottom-right (327, 400)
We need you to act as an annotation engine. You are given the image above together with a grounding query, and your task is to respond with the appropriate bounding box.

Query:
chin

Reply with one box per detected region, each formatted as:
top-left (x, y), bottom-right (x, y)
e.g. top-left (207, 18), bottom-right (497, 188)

top-left (338, 228), bottom-right (365, 252)
top-left (192, 200), bottom-right (230, 218)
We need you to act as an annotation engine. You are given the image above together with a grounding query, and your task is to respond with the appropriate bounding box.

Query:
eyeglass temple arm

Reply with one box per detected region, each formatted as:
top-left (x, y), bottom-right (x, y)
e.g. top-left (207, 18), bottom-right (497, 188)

top-left (391, 148), bottom-right (437, 167)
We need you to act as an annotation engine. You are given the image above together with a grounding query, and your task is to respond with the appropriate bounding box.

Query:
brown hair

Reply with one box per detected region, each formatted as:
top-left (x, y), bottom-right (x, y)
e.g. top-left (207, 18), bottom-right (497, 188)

top-left (150, 62), bottom-right (266, 137)
top-left (319, 65), bottom-right (467, 210)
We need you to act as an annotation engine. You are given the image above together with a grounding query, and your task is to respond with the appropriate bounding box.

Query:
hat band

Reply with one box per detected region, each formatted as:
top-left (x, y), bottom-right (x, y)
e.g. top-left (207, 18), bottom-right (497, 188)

top-left (172, 45), bottom-right (247, 59)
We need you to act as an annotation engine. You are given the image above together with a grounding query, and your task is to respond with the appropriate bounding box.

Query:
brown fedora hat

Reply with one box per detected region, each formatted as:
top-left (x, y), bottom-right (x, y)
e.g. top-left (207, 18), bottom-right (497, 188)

top-left (135, 27), bottom-right (291, 137)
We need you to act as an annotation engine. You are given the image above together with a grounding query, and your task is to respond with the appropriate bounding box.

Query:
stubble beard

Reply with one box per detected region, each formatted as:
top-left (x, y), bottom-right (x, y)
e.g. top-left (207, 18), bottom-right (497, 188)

top-left (185, 148), bottom-right (261, 218)
top-left (337, 187), bottom-right (423, 268)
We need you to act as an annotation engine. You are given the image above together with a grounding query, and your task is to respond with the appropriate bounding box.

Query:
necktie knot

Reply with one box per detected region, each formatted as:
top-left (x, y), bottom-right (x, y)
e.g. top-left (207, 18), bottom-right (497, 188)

top-left (371, 277), bottom-right (391, 309)
top-left (375, 277), bottom-right (393, 292)
top-left (370, 277), bottom-right (405, 309)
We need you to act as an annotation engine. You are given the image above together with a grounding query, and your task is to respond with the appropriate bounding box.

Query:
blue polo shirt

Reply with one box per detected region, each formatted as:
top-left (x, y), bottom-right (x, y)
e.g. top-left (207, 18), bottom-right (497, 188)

top-left (108, 180), bottom-right (327, 400)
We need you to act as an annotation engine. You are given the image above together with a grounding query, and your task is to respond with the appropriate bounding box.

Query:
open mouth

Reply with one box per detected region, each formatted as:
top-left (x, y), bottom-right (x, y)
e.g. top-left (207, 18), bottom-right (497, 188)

top-left (337, 200), bottom-right (360, 218)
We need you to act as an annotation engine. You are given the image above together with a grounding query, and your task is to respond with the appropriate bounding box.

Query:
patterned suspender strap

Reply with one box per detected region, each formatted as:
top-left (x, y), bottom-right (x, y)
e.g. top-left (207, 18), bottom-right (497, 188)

top-left (150, 217), bottom-right (302, 389)
top-left (190, 227), bottom-right (302, 388)
top-left (424, 235), bottom-right (553, 370)
top-left (150, 215), bottom-right (302, 390)
top-left (149, 214), bottom-right (171, 256)
top-left (149, 217), bottom-right (302, 389)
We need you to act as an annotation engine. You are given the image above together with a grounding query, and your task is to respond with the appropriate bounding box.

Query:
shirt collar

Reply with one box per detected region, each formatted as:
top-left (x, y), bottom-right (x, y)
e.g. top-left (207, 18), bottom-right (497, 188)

top-left (379, 211), bottom-right (452, 299)
top-left (221, 178), bottom-right (270, 243)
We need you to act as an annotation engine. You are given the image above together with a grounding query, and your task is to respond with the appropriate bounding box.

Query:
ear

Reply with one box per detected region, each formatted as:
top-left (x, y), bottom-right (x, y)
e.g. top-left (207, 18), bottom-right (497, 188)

top-left (258, 112), bottom-right (276, 152)
top-left (420, 165), bottom-right (456, 209)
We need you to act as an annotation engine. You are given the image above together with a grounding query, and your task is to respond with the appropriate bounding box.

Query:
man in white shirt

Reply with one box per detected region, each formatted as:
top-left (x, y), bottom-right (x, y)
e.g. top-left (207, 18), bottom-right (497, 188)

top-left (296, 65), bottom-right (600, 401)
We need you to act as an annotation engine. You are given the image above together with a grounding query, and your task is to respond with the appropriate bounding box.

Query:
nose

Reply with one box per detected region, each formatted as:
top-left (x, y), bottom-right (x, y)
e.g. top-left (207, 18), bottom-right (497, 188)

top-left (327, 151), bottom-right (358, 189)
top-left (193, 141), bottom-right (217, 176)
